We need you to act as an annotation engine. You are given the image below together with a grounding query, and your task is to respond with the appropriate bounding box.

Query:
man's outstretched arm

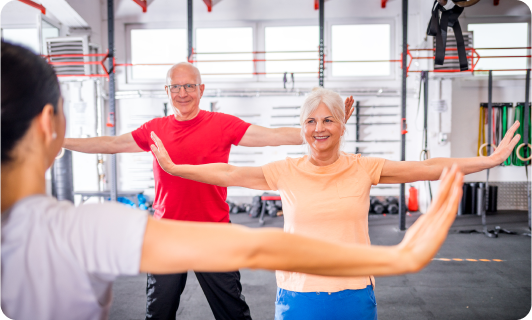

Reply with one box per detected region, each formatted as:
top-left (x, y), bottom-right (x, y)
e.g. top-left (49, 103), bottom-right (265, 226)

top-left (238, 126), bottom-right (302, 147)
top-left (64, 132), bottom-right (143, 154)
top-left (238, 96), bottom-right (354, 147)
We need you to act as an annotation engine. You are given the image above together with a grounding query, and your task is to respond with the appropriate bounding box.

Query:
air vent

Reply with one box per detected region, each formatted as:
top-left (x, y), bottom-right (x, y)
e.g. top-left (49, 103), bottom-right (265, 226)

top-left (433, 30), bottom-right (473, 71)
top-left (46, 36), bottom-right (99, 76)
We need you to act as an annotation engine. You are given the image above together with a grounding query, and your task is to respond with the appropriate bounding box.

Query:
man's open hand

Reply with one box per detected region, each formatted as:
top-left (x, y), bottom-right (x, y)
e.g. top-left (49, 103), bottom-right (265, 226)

top-left (150, 132), bottom-right (176, 174)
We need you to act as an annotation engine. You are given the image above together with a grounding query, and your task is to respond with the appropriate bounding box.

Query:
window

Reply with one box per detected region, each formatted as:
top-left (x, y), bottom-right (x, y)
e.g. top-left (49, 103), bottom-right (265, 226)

top-left (467, 23), bottom-right (529, 76)
top-left (264, 26), bottom-right (319, 78)
top-left (2, 28), bottom-right (40, 53)
top-left (195, 27), bottom-right (253, 79)
top-left (331, 24), bottom-right (391, 77)
top-left (130, 28), bottom-right (187, 80)
top-left (41, 20), bottom-right (59, 54)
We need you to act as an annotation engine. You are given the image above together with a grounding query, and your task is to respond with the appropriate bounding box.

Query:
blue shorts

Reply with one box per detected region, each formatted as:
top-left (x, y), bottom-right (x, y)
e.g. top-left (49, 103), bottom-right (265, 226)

top-left (274, 285), bottom-right (377, 320)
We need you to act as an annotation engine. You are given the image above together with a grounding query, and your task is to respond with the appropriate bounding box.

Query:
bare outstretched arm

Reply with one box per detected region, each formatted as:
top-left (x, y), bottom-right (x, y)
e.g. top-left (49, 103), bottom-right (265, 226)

top-left (140, 165), bottom-right (464, 276)
top-left (63, 132), bottom-right (143, 154)
top-left (150, 132), bottom-right (270, 190)
top-left (238, 96), bottom-right (354, 147)
top-left (379, 121), bottom-right (521, 184)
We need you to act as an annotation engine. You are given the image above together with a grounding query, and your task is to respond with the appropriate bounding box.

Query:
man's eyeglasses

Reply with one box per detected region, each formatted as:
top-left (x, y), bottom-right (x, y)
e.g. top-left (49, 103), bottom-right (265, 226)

top-left (166, 84), bottom-right (201, 93)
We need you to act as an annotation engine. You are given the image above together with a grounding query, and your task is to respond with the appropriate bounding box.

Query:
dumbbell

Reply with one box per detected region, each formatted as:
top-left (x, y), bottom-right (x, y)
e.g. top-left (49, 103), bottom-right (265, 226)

top-left (231, 204), bottom-right (247, 214)
top-left (227, 201), bottom-right (235, 213)
top-left (249, 207), bottom-right (261, 218)
top-left (265, 200), bottom-right (278, 217)
top-left (249, 196), bottom-right (262, 218)
top-left (374, 204), bottom-right (385, 214)
top-left (369, 197), bottom-right (377, 214)
top-left (387, 203), bottom-right (399, 214)
top-left (370, 198), bottom-right (385, 214)
top-left (385, 196), bottom-right (399, 214)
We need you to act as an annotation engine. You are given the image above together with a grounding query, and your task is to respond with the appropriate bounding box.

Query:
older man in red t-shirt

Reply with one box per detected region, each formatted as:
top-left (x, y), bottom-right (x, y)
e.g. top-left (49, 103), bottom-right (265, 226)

top-left (64, 62), bottom-right (353, 320)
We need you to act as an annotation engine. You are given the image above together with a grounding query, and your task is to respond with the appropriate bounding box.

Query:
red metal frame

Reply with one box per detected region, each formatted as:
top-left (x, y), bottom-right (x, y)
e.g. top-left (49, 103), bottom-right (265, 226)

top-left (43, 52), bottom-right (110, 78)
top-left (408, 47), bottom-right (481, 74)
top-left (314, 0), bottom-right (319, 10)
top-left (494, 0), bottom-right (499, 5)
top-left (188, 47), bottom-right (195, 63)
top-left (131, 0), bottom-right (147, 12)
top-left (194, 50), bottom-right (319, 55)
top-left (17, 0), bottom-right (46, 14)
top-left (43, 47), bottom-right (531, 78)
top-left (381, 0), bottom-right (388, 8)
top-left (203, 0), bottom-right (213, 12)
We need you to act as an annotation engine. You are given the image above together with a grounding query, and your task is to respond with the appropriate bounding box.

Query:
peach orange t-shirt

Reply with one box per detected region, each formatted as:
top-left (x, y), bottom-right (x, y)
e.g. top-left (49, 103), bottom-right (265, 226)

top-left (262, 152), bottom-right (385, 293)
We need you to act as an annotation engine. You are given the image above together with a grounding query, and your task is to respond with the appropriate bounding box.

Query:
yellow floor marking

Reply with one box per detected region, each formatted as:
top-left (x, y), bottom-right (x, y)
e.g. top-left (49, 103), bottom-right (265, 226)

top-left (432, 258), bottom-right (504, 262)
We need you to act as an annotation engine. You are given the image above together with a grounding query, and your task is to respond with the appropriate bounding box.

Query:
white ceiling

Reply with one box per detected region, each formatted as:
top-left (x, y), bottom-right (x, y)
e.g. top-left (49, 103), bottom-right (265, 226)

top-left (0, 0), bottom-right (88, 27)
top-left (41, 0), bottom-right (88, 27)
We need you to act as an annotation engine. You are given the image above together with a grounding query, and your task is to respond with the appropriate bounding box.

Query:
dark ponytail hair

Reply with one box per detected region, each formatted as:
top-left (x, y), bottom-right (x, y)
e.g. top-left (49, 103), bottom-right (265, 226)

top-left (1, 41), bottom-right (61, 164)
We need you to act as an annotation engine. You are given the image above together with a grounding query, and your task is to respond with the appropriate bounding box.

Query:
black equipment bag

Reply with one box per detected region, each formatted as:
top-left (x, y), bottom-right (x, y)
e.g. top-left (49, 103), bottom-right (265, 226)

top-left (427, 0), bottom-right (468, 71)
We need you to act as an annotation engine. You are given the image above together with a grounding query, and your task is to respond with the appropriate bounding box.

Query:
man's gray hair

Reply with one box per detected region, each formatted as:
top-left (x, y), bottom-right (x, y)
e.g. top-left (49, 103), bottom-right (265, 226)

top-left (299, 87), bottom-right (346, 147)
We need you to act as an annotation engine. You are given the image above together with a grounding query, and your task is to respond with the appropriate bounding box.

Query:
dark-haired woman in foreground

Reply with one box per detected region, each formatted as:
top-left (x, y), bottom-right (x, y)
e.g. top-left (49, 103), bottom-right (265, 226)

top-left (1, 41), bottom-right (463, 320)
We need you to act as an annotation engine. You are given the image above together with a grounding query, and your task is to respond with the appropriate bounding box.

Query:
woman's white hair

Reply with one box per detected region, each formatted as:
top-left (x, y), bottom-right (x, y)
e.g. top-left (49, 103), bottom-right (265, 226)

top-left (299, 87), bottom-right (346, 146)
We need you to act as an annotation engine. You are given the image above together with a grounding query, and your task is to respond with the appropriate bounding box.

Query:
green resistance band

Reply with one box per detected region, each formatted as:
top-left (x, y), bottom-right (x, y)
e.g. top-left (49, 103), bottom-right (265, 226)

top-left (502, 106), bottom-right (511, 166)
top-left (513, 103), bottom-right (531, 166)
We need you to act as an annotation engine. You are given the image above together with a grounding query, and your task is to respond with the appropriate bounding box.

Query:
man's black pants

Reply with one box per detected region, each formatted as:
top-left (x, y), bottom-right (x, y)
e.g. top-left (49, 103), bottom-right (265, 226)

top-left (145, 271), bottom-right (252, 320)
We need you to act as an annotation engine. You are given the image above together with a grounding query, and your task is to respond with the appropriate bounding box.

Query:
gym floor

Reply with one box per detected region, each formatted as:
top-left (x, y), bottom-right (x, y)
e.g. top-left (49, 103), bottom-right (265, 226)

top-left (110, 211), bottom-right (531, 320)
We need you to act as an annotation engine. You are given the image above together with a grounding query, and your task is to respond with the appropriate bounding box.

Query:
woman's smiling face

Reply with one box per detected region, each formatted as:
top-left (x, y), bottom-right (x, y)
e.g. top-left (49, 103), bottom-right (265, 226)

top-left (303, 102), bottom-right (344, 155)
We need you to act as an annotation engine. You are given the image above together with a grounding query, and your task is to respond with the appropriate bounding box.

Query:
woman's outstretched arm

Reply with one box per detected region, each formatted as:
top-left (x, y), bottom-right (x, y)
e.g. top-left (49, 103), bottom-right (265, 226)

top-left (378, 121), bottom-right (520, 184)
top-left (150, 132), bottom-right (270, 190)
top-left (140, 165), bottom-right (464, 277)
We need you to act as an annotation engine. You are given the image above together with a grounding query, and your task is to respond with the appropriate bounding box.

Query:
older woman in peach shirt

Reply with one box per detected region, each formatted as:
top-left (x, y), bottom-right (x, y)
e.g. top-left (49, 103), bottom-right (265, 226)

top-left (150, 88), bottom-right (519, 320)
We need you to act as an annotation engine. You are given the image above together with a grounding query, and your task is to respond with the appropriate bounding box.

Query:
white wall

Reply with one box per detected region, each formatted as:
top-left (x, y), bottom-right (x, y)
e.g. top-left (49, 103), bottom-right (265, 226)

top-left (60, 80), bottom-right (102, 204)
top-left (1, 1), bottom-right (40, 27)
top-left (85, 0), bottom-right (449, 92)
top-left (65, 0), bottom-right (104, 46)
top-left (101, 0), bottom-right (428, 201)
top-left (3, 0), bottom-right (530, 209)
top-left (116, 93), bottom-right (420, 199)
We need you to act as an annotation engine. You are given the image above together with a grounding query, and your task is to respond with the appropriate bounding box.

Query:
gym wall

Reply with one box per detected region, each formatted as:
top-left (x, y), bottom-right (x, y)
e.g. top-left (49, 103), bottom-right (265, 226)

top-left (3, 0), bottom-right (529, 212)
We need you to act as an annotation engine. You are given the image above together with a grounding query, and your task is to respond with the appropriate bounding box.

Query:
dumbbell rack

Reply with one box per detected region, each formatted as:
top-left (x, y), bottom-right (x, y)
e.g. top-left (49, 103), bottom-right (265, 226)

top-left (370, 196), bottom-right (400, 215)
top-left (351, 102), bottom-right (401, 198)
top-left (352, 101), bottom-right (400, 156)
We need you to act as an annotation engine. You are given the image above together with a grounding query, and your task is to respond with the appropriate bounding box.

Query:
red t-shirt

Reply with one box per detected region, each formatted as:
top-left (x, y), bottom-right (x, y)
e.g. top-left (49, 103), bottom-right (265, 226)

top-left (131, 110), bottom-right (251, 222)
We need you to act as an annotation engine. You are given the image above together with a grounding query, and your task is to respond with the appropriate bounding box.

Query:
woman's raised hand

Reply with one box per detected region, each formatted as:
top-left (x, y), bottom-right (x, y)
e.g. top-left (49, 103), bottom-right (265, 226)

top-left (344, 96), bottom-right (354, 123)
top-left (398, 164), bottom-right (464, 272)
top-left (490, 121), bottom-right (521, 165)
top-left (150, 132), bottom-right (176, 174)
